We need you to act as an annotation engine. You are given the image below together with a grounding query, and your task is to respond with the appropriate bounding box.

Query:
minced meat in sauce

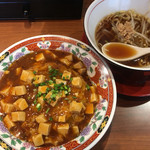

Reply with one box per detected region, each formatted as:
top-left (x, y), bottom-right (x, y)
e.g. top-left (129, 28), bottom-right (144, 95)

top-left (0, 50), bottom-right (98, 147)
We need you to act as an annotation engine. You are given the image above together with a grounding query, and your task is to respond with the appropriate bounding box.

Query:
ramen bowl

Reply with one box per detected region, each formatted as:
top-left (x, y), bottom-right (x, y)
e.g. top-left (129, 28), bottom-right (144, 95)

top-left (0, 35), bottom-right (116, 150)
top-left (84, 0), bottom-right (150, 96)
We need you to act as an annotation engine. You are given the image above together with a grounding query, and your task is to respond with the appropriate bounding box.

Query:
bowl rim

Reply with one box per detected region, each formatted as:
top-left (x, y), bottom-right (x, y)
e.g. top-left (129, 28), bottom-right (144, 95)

top-left (0, 34), bottom-right (117, 150)
top-left (84, 0), bottom-right (150, 71)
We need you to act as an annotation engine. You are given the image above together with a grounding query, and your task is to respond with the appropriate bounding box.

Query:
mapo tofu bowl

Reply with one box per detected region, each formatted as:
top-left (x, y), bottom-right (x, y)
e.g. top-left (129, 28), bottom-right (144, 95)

top-left (0, 35), bottom-right (116, 150)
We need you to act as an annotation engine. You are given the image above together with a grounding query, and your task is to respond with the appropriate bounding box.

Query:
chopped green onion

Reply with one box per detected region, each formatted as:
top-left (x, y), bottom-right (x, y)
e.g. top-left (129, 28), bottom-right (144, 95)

top-left (64, 91), bottom-right (68, 95)
top-left (53, 77), bottom-right (56, 80)
top-left (27, 96), bottom-right (31, 100)
top-left (37, 92), bottom-right (42, 97)
top-left (48, 99), bottom-right (51, 104)
top-left (68, 100), bottom-right (71, 103)
top-left (36, 103), bottom-right (41, 111)
top-left (34, 99), bottom-right (37, 105)
top-left (33, 70), bottom-right (37, 75)
top-left (86, 84), bottom-right (90, 90)
top-left (40, 82), bottom-right (46, 86)
top-left (49, 68), bottom-right (59, 78)
top-left (51, 93), bottom-right (56, 101)
top-left (46, 87), bottom-right (50, 93)
top-left (33, 77), bottom-right (36, 81)
top-left (33, 89), bottom-right (37, 92)
top-left (72, 96), bottom-right (77, 99)
top-left (46, 108), bottom-right (50, 113)
top-left (43, 93), bottom-right (46, 97)
top-left (48, 65), bottom-right (52, 72)
top-left (34, 84), bottom-right (39, 87)
top-left (43, 97), bottom-right (47, 101)
top-left (48, 80), bottom-right (53, 85)
top-left (68, 87), bottom-right (71, 92)
top-left (49, 117), bottom-right (53, 121)
top-left (59, 73), bottom-right (63, 77)
top-left (64, 85), bottom-right (68, 90)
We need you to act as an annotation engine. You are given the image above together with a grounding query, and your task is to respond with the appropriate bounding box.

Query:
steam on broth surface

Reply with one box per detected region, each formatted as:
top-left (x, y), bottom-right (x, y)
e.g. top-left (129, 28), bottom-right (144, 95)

top-left (95, 10), bottom-right (150, 68)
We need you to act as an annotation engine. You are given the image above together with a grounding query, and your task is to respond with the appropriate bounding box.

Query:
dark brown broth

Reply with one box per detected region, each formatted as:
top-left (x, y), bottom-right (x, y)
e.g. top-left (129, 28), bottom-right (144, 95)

top-left (104, 43), bottom-right (137, 59)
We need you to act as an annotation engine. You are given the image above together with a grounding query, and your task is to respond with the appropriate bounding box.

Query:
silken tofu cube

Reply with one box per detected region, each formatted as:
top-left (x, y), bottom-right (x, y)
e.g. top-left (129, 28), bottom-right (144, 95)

top-left (49, 83), bottom-right (54, 88)
top-left (4, 70), bottom-right (10, 75)
top-left (16, 67), bottom-right (22, 75)
top-left (13, 98), bottom-right (28, 110)
top-left (73, 61), bottom-right (83, 69)
top-left (45, 135), bottom-right (63, 146)
top-left (4, 103), bottom-right (15, 113)
top-left (71, 77), bottom-right (82, 88)
top-left (65, 54), bottom-right (73, 61)
top-left (78, 68), bottom-right (86, 74)
top-left (56, 79), bottom-right (67, 85)
top-left (10, 87), bottom-right (16, 95)
top-left (0, 100), bottom-right (14, 113)
top-left (61, 91), bottom-right (66, 98)
top-left (3, 115), bottom-right (15, 129)
top-left (45, 91), bottom-right (52, 99)
top-left (32, 134), bottom-right (44, 147)
top-left (50, 98), bottom-right (59, 107)
top-left (72, 126), bottom-right (79, 135)
top-left (90, 93), bottom-right (98, 102)
top-left (38, 86), bottom-right (48, 93)
top-left (69, 101), bottom-right (83, 113)
top-left (11, 111), bottom-right (26, 122)
top-left (33, 75), bottom-right (45, 84)
top-left (45, 137), bottom-right (58, 146)
top-left (35, 53), bottom-right (45, 61)
top-left (58, 115), bottom-right (66, 122)
top-left (85, 103), bottom-right (94, 114)
top-left (38, 97), bottom-right (45, 106)
top-left (0, 87), bottom-right (10, 96)
top-left (60, 58), bottom-right (71, 66)
top-left (12, 85), bottom-right (27, 96)
top-left (45, 50), bottom-right (57, 59)
top-left (62, 70), bottom-right (71, 80)
top-left (0, 100), bottom-right (6, 111)
top-left (90, 86), bottom-right (96, 93)
top-left (36, 114), bottom-right (47, 123)
top-left (15, 85), bottom-right (27, 95)
top-left (57, 123), bottom-right (69, 136)
top-left (45, 91), bottom-right (59, 107)
top-left (20, 70), bottom-right (34, 82)
top-left (38, 123), bottom-right (52, 135)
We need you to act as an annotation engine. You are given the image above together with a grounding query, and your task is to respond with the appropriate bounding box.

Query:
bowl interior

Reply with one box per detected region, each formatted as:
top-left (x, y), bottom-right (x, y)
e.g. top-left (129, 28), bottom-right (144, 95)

top-left (84, 0), bottom-right (150, 71)
top-left (0, 35), bottom-right (116, 150)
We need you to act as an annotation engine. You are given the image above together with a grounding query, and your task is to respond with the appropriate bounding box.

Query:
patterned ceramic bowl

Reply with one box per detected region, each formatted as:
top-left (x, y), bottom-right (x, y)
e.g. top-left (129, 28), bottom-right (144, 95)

top-left (0, 35), bottom-right (116, 150)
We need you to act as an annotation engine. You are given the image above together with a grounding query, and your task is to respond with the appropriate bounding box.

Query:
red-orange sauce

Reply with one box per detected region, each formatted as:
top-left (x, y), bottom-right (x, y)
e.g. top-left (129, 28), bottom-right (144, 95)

top-left (0, 50), bottom-right (98, 147)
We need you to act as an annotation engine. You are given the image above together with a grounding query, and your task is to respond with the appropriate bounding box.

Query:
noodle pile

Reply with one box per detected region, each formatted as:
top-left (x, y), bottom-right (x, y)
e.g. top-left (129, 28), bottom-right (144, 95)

top-left (95, 10), bottom-right (150, 67)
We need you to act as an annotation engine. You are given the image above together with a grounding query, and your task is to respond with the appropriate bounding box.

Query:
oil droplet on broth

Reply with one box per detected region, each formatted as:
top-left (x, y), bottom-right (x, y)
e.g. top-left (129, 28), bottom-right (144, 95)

top-left (104, 43), bottom-right (137, 59)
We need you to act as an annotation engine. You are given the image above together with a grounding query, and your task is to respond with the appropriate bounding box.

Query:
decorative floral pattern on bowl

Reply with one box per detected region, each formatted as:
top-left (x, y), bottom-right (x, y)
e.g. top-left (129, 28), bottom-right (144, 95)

top-left (0, 35), bottom-right (117, 150)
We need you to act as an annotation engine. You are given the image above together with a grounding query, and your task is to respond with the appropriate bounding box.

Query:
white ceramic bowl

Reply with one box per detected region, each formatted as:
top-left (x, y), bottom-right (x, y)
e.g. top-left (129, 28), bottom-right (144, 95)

top-left (84, 0), bottom-right (150, 71)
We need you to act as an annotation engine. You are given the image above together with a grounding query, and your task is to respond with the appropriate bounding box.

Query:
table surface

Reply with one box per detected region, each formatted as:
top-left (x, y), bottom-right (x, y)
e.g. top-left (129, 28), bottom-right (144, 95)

top-left (0, 1), bottom-right (150, 150)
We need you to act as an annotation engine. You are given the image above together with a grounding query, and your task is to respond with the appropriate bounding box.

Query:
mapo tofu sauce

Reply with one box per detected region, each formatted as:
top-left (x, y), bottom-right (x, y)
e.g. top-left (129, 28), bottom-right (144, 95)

top-left (0, 50), bottom-right (99, 147)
